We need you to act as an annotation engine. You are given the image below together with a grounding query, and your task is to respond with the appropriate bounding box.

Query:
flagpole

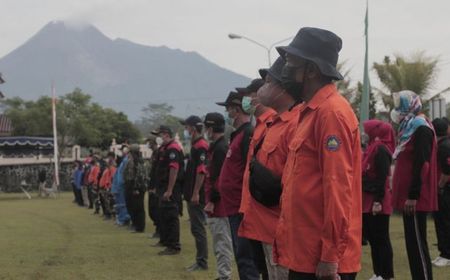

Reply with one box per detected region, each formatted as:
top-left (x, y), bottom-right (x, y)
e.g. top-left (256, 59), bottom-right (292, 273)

top-left (51, 83), bottom-right (60, 189)
top-left (360, 0), bottom-right (371, 131)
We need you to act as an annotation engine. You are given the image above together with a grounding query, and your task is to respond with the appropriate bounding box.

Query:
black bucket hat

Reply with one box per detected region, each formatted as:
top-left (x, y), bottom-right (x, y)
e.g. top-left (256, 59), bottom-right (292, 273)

top-left (259, 56), bottom-right (285, 83)
top-left (235, 79), bottom-right (265, 94)
top-left (276, 27), bottom-right (343, 80)
top-left (216, 91), bottom-right (243, 107)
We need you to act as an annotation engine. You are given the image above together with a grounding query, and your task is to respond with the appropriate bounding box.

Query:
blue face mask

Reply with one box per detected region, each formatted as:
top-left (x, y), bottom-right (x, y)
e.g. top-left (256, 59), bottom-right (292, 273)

top-left (241, 96), bottom-right (256, 115)
top-left (183, 129), bottom-right (191, 140)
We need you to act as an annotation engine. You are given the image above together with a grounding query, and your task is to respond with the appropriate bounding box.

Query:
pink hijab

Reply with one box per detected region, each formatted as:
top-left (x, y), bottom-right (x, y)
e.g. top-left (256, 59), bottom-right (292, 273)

top-left (362, 120), bottom-right (395, 173)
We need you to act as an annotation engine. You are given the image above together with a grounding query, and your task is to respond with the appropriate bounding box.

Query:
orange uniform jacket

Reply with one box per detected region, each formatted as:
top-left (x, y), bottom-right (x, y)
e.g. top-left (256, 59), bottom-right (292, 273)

top-left (239, 109), bottom-right (275, 215)
top-left (273, 84), bottom-right (362, 273)
top-left (88, 165), bottom-right (100, 186)
top-left (99, 166), bottom-right (117, 190)
top-left (239, 105), bottom-right (301, 244)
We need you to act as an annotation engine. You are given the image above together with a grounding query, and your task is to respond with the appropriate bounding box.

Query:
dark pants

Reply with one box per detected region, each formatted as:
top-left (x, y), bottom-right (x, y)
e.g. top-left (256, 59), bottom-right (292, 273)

top-left (74, 188), bottom-right (84, 206)
top-left (99, 190), bottom-right (111, 217)
top-left (148, 191), bottom-right (160, 234)
top-left (159, 200), bottom-right (181, 250)
top-left (228, 213), bottom-right (260, 280)
top-left (363, 213), bottom-right (394, 279)
top-left (433, 187), bottom-right (450, 259)
top-left (125, 188), bottom-right (146, 232)
top-left (288, 271), bottom-right (357, 280)
top-left (187, 202), bottom-right (208, 267)
top-left (93, 187), bottom-right (101, 214)
top-left (87, 185), bottom-right (94, 208)
top-left (249, 239), bottom-right (269, 280)
top-left (71, 182), bottom-right (77, 202)
top-left (403, 212), bottom-right (433, 280)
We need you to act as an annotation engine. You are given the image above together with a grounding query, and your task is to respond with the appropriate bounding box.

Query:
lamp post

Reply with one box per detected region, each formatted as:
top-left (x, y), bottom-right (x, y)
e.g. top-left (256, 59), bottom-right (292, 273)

top-left (228, 33), bottom-right (293, 66)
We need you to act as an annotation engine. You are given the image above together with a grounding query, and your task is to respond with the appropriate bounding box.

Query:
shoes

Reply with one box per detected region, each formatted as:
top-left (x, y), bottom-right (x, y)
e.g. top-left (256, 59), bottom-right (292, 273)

top-left (151, 242), bottom-right (165, 248)
top-left (368, 275), bottom-right (378, 280)
top-left (433, 256), bottom-right (450, 267)
top-left (186, 263), bottom-right (208, 272)
top-left (157, 248), bottom-right (180, 256)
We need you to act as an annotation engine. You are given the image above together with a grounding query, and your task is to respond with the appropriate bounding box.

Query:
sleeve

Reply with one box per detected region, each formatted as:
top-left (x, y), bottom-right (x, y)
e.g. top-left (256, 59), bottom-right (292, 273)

top-left (196, 147), bottom-right (208, 174)
top-left (372, 145), bottom-right (392, 202)
top-left (438, 141), bottom-right (450, 175)
top-left (209, 144), bottom-right (227, 203)
top-left (409, 126), bottom-right (433, 199)
top-left (167, 148), bottom-right (180, 170)
top-left (241, 126), bottom-right (253, 167)
top-left (317, 111), bottom-right (357, 263)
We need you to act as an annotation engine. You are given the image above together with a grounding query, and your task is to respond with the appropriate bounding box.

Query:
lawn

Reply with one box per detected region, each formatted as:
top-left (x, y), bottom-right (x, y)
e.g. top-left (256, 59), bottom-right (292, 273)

top-left (0, 192), bottom-right (448, 280)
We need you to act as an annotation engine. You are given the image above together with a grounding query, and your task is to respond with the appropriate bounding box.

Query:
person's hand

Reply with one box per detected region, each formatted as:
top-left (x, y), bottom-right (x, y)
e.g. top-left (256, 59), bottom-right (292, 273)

top-left (204, 202), bottom-right (214, 214)
top-left (404, 199), bottom-right (417, 216)
top-left (148, 188), bottom-right (156, 194)
top-left (133, 190), bottom-right (140, 195)
top-left (316, 261), bottom-right (338, 280)
top-left (191, 192), bottom-right (200, 205)
top-left (163, 191), bottom-right (172, 201)
top-left (372, 202), bottom-right (382, 215)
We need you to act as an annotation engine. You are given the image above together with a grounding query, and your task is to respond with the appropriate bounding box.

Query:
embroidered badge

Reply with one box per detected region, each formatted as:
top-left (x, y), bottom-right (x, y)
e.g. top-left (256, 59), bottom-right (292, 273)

top-left (200, 154), bottom-right (206, 162)
top-left (169, 152), bottom-right (176, 160)
top-left (325, 135), bottom-right (341, 152)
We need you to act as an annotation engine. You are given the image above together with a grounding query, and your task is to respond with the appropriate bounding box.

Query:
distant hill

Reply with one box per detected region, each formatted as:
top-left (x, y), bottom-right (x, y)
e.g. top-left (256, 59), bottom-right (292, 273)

top-left (0, 21), bottom-right (250, 120)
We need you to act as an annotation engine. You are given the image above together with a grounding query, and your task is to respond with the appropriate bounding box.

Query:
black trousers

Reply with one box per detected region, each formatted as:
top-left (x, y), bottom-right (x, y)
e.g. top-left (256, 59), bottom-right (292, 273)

top-left (363, 213), bottom-right (394, 279)
top-left (187, 202), bottom-right (208, 267)
top-left (249, 239), bottom-right (269, 280)
top-left (148, 191), bottom-right (160, 234)
top-left (288, 271), bottom-right (356, 280)
top-left (74, 188), bottom-right (84, 206)
top-left (125, 188), bottom-right (146, 232)
top-left (403, 212), bottom-right (433, 280)
top-left (87, 185), bottom-right (94, 208)
top-left (99, 190), bottom-right (111, 217)
top-left (433, 187), bottom-right (450, 259)
top-left (159, 200), bottom-right (180, 250)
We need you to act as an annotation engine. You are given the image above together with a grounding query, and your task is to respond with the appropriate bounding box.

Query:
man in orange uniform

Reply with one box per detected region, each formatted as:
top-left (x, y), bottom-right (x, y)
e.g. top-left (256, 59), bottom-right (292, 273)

top-left (239, 56), bottom-right (301, 280)
top-left (273, 27), bottom-right (362, 280)
top-left (99, 153), bottom-right (117, 220)
top-left (88, 155), bottom-right (101, 211)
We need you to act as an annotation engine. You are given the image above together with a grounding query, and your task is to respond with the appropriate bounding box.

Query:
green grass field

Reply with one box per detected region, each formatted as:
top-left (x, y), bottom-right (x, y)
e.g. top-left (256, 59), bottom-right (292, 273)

top-left (0, 192), bottom-right (448, 280)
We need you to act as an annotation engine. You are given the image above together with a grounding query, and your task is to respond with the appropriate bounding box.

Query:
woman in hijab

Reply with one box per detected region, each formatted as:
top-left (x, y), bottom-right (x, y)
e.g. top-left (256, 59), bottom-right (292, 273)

top-left (391, 90), bottom-right (438, 280)
top-left (362, 120), bottom-right (395, 280)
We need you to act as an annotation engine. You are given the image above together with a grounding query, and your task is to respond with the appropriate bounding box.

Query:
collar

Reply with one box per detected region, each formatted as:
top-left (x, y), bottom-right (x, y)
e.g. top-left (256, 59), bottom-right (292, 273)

top-left (191, 136), bottom-right (204, 146)
top-left (231, 122), bottom-right (252, 141)
top-left (304, 83), bottom-right (337, 111)
top-left (256, 109), bottom-right (275, 125)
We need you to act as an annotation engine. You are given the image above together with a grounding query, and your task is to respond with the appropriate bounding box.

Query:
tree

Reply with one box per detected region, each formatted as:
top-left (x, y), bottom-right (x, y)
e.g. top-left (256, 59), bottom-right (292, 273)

top-left (135, 103), bottom-right (183, 137)
top-left (1, 88), bottom-right (141, 149)
top-left (373, 52), bottom-right (439, 112)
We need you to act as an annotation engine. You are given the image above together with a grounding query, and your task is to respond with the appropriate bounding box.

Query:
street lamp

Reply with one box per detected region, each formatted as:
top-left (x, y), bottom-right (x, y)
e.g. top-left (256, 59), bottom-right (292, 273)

top-left (228, 33), bottom-right (293, 66)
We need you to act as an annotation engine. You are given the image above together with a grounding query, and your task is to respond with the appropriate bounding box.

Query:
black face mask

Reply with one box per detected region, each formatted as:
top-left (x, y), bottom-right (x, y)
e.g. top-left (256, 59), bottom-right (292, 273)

top-left (281, 64), bottom-right (305, 102)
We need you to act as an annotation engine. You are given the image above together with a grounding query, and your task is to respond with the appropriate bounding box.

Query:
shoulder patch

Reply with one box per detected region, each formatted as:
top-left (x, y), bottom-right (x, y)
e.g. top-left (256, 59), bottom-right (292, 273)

top-left (325, 135), bottom-right (341, 152)
top-left (169, 152), bottom-right (177, 160)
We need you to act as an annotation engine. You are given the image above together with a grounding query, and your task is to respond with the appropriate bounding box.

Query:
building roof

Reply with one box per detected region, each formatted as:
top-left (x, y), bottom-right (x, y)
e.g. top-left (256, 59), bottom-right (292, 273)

top-left (0, 136), bottom-right (54, 147)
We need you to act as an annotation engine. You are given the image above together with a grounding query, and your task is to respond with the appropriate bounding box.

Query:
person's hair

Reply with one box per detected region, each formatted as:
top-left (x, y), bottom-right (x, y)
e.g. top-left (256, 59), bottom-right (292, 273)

top-left (192, 124), bottom-right (203, 134)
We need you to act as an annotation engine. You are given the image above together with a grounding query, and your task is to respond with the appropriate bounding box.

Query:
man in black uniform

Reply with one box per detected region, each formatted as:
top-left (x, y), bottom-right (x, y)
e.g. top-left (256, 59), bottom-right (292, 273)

top-left (151, 125), bottom-right (185, 255)
top-left (147, 135), bottom-right (161, 239)
top-left (181, 115), bottom-right (209, 271)
top-left (432, 118), bottom-right (450, 267)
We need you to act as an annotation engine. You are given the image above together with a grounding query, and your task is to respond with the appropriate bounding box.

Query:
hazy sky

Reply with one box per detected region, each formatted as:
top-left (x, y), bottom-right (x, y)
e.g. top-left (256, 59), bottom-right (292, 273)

top-left (1, 0), bottom-right (450, 94)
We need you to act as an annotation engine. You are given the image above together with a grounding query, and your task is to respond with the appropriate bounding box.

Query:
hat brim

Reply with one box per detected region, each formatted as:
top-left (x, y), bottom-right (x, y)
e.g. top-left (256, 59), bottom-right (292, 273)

top-left (150, 130), bottom-right (160, 135)
top-left (235, 87), bottom-right (250, 94)
top-left (276, 46), bottom-right (344, 80)
top-left (259, 69), bottom-right (268, 80)
top-left (216, 102), bottom-right (228, 106)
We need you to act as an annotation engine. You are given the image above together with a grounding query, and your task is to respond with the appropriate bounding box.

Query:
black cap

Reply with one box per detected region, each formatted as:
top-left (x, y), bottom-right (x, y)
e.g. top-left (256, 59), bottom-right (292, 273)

top-left (151, 125), bottom-right (173, 136)
top-left (180, 115), bottom-right (203, 127)
top-left (259, 56), bottom-right (285, 83)
top-left (204, 112), bottom-right (225, 128)
top-left (277, 27), bottom-right (343, 80)
top-left (235, 79), bottom-right (265, 94)
top-left (216, 91), bottom-right (243, 107)
top-left (432, 118), bottom-right (448, 137)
